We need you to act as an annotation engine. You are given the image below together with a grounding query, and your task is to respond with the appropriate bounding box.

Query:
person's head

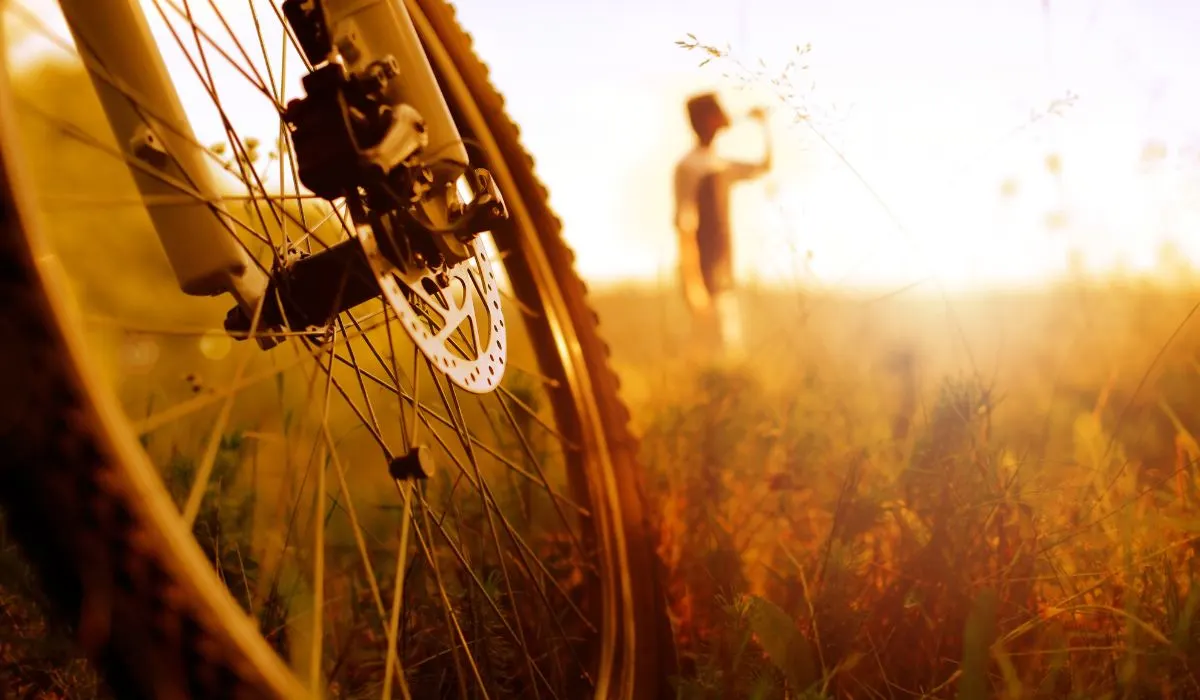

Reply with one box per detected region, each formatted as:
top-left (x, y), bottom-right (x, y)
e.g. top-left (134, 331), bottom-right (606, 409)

top-left (686, 92), bottom-right (730, 146)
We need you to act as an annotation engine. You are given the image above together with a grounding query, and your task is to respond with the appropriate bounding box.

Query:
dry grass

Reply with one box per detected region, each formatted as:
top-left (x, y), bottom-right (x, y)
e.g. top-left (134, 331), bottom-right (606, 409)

top-left (4, 282), bottom-right (1200, 698)
top-left (623, 33), bottom-right (1200, 698)
top-left (595, 281), bottom-right (1200, 699)
top-left (0, 518), bottom-right (103, 698)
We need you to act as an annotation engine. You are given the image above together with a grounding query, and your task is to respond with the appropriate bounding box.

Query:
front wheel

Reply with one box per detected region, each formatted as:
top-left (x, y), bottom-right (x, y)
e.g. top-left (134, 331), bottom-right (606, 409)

top-left (0, 0), bottom-right (675, 697)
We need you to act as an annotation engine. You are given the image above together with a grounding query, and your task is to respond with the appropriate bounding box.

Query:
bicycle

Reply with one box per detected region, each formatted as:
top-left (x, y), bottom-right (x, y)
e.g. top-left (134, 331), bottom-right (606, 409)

top-left (0, 1), bottom-right (674, 697)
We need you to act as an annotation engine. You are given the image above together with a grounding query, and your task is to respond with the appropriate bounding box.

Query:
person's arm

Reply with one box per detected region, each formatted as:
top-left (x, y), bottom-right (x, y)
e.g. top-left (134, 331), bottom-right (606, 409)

top-left (725, 108), bottom-right (773, 182)
top-left (673, 166), bottom-right (710, 313)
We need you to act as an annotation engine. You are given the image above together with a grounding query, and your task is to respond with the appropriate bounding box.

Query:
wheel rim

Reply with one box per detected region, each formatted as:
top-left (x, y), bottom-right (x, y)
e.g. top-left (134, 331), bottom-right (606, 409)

top-left (0, 1), bottom-right (630, 697)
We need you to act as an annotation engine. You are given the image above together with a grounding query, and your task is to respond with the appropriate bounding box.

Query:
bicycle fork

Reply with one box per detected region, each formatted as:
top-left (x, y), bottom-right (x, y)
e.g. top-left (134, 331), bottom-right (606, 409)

top-left (55, 0), bottom-right (469, 319)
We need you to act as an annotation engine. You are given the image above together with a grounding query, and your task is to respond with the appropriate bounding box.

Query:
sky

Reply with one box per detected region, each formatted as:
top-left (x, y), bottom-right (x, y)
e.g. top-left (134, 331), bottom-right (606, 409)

top-left (8, 0), bottom-right (1200, 289)
top-left (446, 0), bottom-right (1200, 288)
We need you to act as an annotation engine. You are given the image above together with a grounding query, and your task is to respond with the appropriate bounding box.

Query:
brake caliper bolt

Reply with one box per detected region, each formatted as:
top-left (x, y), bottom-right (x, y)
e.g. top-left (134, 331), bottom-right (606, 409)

top-left (130, 124), bottom-right (169, 169)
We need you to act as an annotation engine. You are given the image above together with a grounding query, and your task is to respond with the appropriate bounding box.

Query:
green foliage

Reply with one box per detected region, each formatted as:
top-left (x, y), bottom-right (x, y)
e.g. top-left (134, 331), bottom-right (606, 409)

top-left (158, 430), bottom-right (292, 659)
top-left (958, 589), bottom-right (999, 700)
top-left (670, 593), bottom-right (787, 700)
top-left (746, 595), bottom-right (818, 695)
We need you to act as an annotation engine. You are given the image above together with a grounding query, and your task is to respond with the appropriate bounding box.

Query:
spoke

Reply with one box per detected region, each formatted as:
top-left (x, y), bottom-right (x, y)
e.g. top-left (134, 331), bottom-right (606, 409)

top-left (293, 268), bottom-right (392, 460)
top-left (324, 346), bottom-right (590, 516)
top-left (290, 199), bottom-right (348, 251)
top-left (383, 304), bottom-right (414, 449)
top-left (318, 404), bottom-right (386, 625)
top-left (16, 97), bottom-right (276, 253)
top-left (309, 443), bottom-right (326, 686)
top-left (276, 31), bottom-right (308, 249)
top-left (321, 346), bottom-right (393, 457)
top-left (39, 84), bottom-right (320, 253)
top-left (336, 316), bottom-right (385, 439)
top-left (159, 0), bottom-right (280, 108)
top-left (266, 0), bottom-right (315, 73)
top-left (346, 310), bottom-right (580, 518)
top-left (83, 314), bottom-right (280, 338)
top-left (427, 370), bottom-right (595, 636)
top-left (37, 192), bottom-right (321, 208)
top-left (498, 285), bottom-right (539, 320)
top-left (180, 389), bottom-right (235, 526)
top-left (134, 311), bottom-right (392, 435)
top-left (234, 1), bottom-right (328, 248)
top-left (428, 382), bottom-right (583, 515)
top-left (406, 368), bottom-right (594, 637)
top-left (266, 341), bottom-right (361, 620)
top-left (496, 386), bottom-right (577, 450)
top-left (410, 340), bottom-right (423, 444)
top-left (412, 415), bottom-right (598, 634)
top-left (240, 0), bottom-right (305, 248)
top-left (12, 1), bottom-right (325, 260)
top-left (246, 0), bottom-right (280, 106)
top-left (410, 491), bottom-right (484, 700)
top-left (381, 484), bottom-right (415, 700)
top-left (8, 0), bottom-right (311, 235)
top-left (7, 4), bottom-right (255, 172)
top-left (165, 0), bottom-right (285, 257)
top-left (416, 489), bottom-right (560, 699)
top-left (8, 3), bottom-right (612, 690)
top-left (446, 383), bottom-right (543, 699)
top-left (309, 340), bottom-right (351, 692)
top-left (153, 0), bottom-right (331, 265)
top-left (496, 392), bottom-right (584, 555)
top-left (86, 306), bottom-right (382, 341)
top-left (501, 507), bottom-right (597, 634)
top-left (287, 334), bottom-right (409, 693)
top-left (180, 265), bottom-right (272, 526)
top-left (475, 397), bottom-right (533, 523)
top-left (208, 0), bottom-right (277, 99)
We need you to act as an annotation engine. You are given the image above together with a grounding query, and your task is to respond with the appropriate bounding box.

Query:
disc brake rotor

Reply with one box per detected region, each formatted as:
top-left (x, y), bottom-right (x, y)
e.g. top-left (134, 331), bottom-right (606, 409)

top-left (357, 223), bottom-right (507, 394)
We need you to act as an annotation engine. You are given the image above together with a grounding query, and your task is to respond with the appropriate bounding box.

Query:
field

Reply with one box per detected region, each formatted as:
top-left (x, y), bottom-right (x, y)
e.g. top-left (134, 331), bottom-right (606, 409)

top-left (595, 281), bottom-right (1200, 699)
top-left (6, 277), bottom-right (1200, 698)
top-left (6, 23), bottom-right (1200, 700)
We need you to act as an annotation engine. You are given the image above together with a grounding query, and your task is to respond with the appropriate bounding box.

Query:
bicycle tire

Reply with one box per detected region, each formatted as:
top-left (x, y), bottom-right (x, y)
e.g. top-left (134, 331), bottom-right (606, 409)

top-left (0, 1), bottom-right (676, 697)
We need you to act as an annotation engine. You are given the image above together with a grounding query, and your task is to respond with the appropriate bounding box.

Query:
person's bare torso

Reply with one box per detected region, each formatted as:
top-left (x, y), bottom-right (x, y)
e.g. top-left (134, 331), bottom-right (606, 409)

top-left (674, 146), bottom-right (754, 294)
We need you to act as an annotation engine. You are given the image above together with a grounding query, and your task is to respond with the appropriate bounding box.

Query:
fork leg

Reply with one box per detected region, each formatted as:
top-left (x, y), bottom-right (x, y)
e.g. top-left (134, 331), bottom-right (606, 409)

top-left (56, 0), bottom-right (266, 308)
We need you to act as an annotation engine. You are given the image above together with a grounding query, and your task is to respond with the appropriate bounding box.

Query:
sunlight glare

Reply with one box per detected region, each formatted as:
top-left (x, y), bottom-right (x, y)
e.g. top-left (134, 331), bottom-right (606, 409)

top-left (7, 0), bottom-right (1200, 290)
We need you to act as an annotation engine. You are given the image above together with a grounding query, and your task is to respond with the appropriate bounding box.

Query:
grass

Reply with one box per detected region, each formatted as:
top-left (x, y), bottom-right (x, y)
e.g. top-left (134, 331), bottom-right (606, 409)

top-left (618, 33), bottom-right (1200, 697)
top-left (0, 517), bottom-right (103, 698)
top-left (594, 282), bottom-right (1200, 699)
top-left (4, 281), bottom-right (1200, 698)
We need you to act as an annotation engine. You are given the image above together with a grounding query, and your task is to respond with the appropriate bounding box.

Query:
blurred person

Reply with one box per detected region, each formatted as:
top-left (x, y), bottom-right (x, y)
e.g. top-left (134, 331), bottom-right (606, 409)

top-left (673, 91), bottom-right (772, 355)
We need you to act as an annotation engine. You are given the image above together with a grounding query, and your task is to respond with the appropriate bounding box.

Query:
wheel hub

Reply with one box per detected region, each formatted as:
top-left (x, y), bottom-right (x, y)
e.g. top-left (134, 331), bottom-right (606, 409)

top-left (223, 12), bottom-right (512, 393)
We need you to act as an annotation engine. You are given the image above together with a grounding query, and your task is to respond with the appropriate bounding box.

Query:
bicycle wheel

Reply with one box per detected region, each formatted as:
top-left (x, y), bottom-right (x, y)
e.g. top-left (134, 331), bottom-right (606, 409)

top-left (0, 1), bottom-right (674, 698)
